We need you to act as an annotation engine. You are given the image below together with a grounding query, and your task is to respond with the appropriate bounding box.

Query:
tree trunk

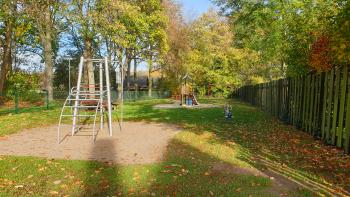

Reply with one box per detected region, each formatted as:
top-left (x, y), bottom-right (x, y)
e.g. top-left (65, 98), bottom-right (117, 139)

top-left (0, 18), bottom-right (13, 97)
top-left (116, 48), bottom-right (123, 99)
top-left (126, 55), bottom-right (131, 91)
top-left (122, 50), bottom-right (129, 91)
top-left (39, 9), bottom-right (54, 100)
top-left (281, 61), bottom-right (286, 77)
top-left (83, 38), bottom-right (95, 96)
top-left (133, 58), bottom-right (138, 90)
top-left (42, 33), bottom-right (54, 100)
top-left (148, 60), bottom-right (152, 97)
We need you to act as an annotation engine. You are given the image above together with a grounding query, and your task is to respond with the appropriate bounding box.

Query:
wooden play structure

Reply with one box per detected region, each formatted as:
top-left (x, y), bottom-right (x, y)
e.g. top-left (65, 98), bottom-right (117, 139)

top-left (180, 74), bottom-right (199, 107)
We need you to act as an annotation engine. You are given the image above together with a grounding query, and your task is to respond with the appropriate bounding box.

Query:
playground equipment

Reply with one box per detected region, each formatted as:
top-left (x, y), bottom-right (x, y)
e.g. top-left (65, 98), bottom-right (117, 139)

top-left (180, 74), bottom-right (199, 107)
top-left (224, 104), bottom-right (232, 120)
top-left (57, 57), bottom-right (120, 143)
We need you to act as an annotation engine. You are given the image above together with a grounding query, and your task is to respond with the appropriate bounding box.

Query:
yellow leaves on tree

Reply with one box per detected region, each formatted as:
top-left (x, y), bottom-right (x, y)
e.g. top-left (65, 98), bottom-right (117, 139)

top-left (309, 36), bottom-right (333, 72)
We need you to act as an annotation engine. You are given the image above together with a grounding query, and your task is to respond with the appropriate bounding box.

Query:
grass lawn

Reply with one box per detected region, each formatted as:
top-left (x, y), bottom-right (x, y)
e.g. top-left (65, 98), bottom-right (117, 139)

top-left (0, 99), bottom-right (349, 196)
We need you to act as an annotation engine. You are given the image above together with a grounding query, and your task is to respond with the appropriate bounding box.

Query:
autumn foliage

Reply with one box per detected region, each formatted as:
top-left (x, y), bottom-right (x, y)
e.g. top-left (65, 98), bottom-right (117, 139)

top-left (309, 36), bottom-right (333, 72)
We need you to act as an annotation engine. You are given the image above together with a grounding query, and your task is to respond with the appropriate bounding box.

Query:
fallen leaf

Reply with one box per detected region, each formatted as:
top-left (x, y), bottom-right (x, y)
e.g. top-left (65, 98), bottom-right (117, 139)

top-left (15, 185), bottom-right (24, 188)
top-left (49, 191), bottom-right (59, 195)
top-left (53, 180), bottom-right (62, 185)
top-left (60, 184), bottom-right (68, 189)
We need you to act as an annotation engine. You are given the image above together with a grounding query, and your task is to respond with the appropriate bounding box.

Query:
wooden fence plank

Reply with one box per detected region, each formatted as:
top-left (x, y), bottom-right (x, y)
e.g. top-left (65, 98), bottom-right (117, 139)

top-left (288, 78), bottom-right (292, 123)
top-left (305, 76), bottom-right (311, 132)
top-left (308, 75), bottom-right (316, 133)
top-left (321, 72), bottom-right (329, 139)
top-left (325, 69), bottom-right (335, 142)
top-left (337, 66), bottom-right (348, 147)
top-left (312, 74), bottom-right (320, 136)
top-left (276, 80), bottom-right (279, 117)
top-left (296, 78), bottom-right (300, 126)
top-left (345, 68), bottom-right (350, 153)
top-left (298, 77), bottom-right (304, 128)
top-left (291, 78), bottom-right (295, 125)
top-left (314, 74), bottom-right (323, 136)
top-left (331, 68), bottom-right (341, 145)
top-left (301, 77), bottom-right (306, 129)
top-left (237, 66), bottom-right (349, 153)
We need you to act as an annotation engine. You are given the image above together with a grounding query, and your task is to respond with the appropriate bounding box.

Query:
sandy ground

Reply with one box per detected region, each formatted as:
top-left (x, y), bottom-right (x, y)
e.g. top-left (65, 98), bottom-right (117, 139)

top-left (0, 122), bottom-right (181, 165)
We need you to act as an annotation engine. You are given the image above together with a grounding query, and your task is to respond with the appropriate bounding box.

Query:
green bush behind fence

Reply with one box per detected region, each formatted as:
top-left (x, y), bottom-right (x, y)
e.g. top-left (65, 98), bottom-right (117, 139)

top-left (237, 65), bottom-right (350, 153)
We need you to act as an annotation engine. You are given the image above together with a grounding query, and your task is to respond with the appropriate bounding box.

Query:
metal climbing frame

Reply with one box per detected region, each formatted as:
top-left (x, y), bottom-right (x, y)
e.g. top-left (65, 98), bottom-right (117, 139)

top-left (57, 57), bottom-right (113, 143)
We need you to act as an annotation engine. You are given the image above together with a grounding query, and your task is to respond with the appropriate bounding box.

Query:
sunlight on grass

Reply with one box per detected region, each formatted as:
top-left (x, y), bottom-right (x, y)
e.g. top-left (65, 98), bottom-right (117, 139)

top-left (175, 131), bottom-right (250, 168)
top-left (117, 165), bottom-right (160, 195)
top-left (0, 108), bottom-right (61, 136)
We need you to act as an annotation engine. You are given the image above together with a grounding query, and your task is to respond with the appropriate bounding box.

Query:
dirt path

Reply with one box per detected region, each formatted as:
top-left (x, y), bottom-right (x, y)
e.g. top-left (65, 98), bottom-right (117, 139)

top-left (0, 122), bottom-right (181, 165)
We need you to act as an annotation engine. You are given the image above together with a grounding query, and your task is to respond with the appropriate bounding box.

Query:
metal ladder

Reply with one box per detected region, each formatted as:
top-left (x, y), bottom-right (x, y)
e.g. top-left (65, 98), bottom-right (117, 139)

top-left (57, 57), bottom-right (113, 144)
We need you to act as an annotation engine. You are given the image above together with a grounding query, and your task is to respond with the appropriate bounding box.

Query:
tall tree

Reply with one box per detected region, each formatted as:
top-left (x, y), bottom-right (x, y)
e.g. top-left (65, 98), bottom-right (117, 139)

top-left (93, 0), bottom-right (146, 95)
top-left (94, 0), bottom-right (167, 96)
top-left (0, 0), bottom-right (15, 97)
top-left (68, 0), bottom-right (99, 94)
top-left (25, 0), bottom-right (62, 100)
top-left (185, 10), bottom-right (241, 96)
top-left (138, 0), bottom-right (168, 96)
top-left (161, 0), bottom-right (189, 92)
top-left (214, 0), bottom-right (343, 77)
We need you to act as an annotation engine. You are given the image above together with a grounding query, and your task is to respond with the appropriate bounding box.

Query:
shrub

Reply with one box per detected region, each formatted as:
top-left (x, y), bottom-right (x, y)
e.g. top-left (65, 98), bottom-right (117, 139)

top-left (6, 72), bottom-right (42, 103)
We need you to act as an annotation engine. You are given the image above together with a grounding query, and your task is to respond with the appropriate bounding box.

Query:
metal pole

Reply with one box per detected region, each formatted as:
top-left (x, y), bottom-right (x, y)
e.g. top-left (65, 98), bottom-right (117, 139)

top-left (99, 62), bottom-right (103, 130)
top-left (68, 59), bottom-right (71, 95)
top-left (68, 59), bottom-right (72, 109)
top-left (104, 57), bottom-right (113, 136)
top-left (72, 57), bottom-right (84, 135)
top-left (121, 61), bottom-right (124, 129)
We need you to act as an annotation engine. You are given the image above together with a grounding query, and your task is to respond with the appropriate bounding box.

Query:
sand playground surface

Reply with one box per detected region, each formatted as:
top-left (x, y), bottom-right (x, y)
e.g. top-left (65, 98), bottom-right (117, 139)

top-left (0, 122), bottom-right (181, 165)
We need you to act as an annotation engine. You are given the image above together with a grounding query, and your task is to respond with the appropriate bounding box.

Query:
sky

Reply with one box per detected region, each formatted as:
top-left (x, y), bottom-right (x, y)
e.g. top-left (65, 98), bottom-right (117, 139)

top-left (177, 0), bottom-right (218, 22)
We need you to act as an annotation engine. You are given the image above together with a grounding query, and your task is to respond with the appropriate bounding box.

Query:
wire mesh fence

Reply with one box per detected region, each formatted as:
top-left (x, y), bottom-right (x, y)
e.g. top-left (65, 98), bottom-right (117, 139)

top-left (0, 89), bottom-right (171, 115)
top-left (0, 90), bottom-right (64, 115)
top-left (117, 90), bottom-right (171, 101)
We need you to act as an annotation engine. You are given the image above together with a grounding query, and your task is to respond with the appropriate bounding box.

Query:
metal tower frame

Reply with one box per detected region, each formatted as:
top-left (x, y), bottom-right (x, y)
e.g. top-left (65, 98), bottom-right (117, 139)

top-left (57, 57), bottom-right (114, 143)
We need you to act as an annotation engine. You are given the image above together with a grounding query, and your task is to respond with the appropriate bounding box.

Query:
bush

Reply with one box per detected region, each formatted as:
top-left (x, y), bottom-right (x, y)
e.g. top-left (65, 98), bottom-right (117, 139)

top-left (6, 72), bottom-right (42, 103)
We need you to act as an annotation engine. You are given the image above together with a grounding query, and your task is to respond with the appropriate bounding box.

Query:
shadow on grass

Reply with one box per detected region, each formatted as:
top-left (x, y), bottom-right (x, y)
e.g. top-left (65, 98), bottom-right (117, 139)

top-left (79, 138), bottom-right (275, 196)
top-left (120, 99), bottom-right (350, 196)
top-left (149, 139), bottom-right (274, 196)
top-left (82, 139), bottom-right (121, 196)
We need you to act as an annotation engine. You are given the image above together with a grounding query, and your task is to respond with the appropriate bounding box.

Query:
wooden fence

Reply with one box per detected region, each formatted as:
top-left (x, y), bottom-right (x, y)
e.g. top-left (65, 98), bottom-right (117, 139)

top-left (237, 65), bottom-right (350, 153)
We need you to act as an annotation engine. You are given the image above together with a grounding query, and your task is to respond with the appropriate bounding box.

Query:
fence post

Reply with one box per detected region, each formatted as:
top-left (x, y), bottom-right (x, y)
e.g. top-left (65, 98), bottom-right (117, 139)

top-left (44, 90), bottom-right (49, 110)
top-left (14, 87), bottom-right (19, 114)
